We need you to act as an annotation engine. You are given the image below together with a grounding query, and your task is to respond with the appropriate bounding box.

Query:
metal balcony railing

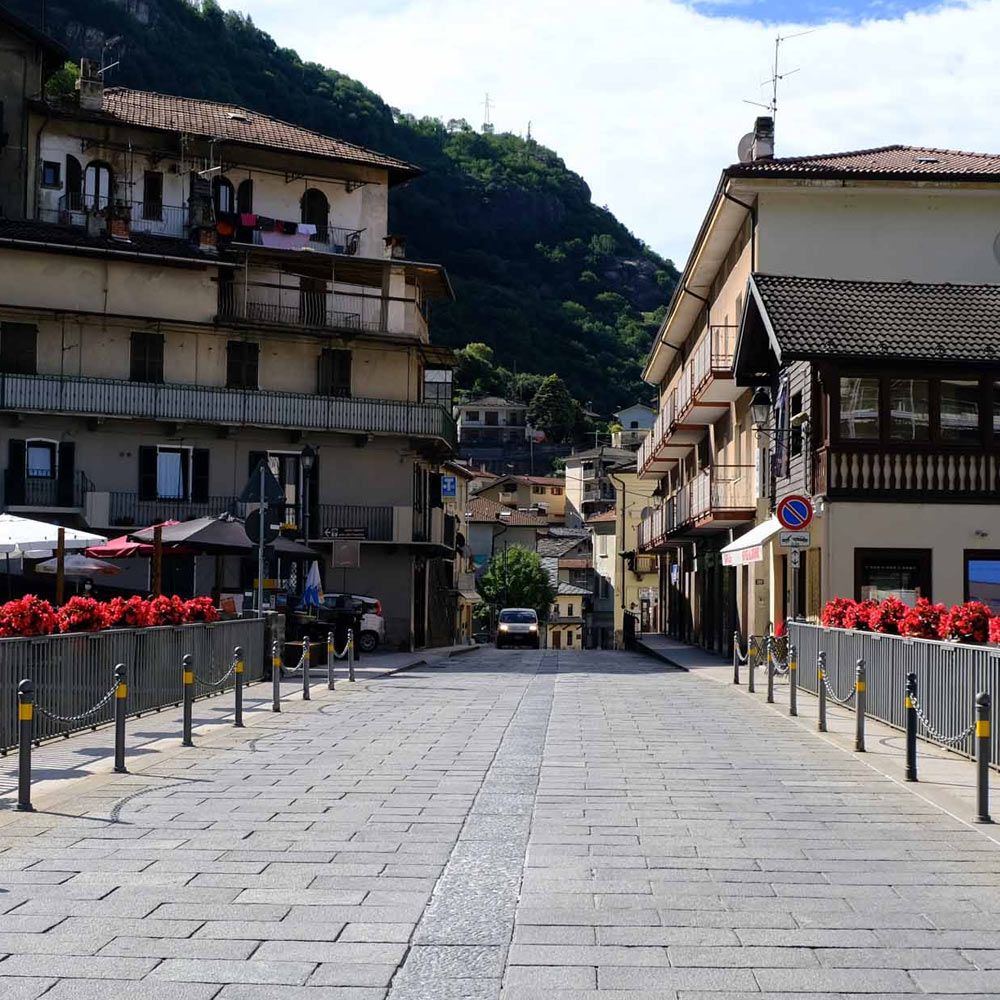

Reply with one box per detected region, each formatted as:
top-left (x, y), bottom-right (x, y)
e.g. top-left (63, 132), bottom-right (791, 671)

top-left (0, 374), bottom-right (457, 449)
top-left (3, 469), bottom-right (91, 509)
top-left (108, 493), bottom-right (238, 528)
top-left (315, 504), bottom-right (394, 542)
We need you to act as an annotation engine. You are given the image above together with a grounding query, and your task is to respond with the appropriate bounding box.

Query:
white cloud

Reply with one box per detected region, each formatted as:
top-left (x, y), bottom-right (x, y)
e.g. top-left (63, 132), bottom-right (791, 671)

top-left (236, 0), bottom-right (998, 264)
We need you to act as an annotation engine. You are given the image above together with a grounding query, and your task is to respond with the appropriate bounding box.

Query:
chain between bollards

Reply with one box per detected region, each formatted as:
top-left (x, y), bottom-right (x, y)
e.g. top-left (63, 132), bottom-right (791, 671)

top-left (272, 640), bottom-right (282, 713)
top-left (16, 678), bottom-right (34, 812)
top-left (854, 659), bottom-right (866, 753)
top-left (302, 637), bottom-right (311, 701)
top-left (181, 654), bottom-right (194, 747)
top-left (905, 672), bottom-right (918, 782)
top-left (788, 643), bottom-right (797, 717)
top-left (233, 646), bottom-right (245, 728)
top-left (348, 629), bottom-right (355, 682)
top-left (975, 691), bottom-right (993, 824)
top-left (113, 663), bottom-right (128, 774)
top-left (327, 632), bottom-right (336, 690)
top-left (817, 651), bottom-right (827, 732)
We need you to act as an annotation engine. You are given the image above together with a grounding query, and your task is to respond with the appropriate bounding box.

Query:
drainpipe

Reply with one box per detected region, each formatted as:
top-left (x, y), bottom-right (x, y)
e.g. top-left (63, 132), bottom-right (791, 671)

top-left (31, 109), bottom-right (51, 221)
top-left (721, 188), bottom-right (757, 271)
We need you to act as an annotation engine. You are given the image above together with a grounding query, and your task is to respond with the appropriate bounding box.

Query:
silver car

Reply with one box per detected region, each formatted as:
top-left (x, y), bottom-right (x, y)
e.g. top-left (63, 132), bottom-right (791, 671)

top-left (496, 608), bottom-right (540, 649)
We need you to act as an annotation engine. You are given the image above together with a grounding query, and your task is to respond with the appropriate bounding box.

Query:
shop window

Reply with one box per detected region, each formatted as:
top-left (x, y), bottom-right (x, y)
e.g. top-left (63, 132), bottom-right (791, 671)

top-left (940, 379), bottom-right (981, 443)
top-left (889, 378), bottom-right (930, 441)
top-left (966, 552), bottom-right (1000, 613)
top-left (854, 548), bottom-right (931, 605)
top-left (840, 377), bottom-right (880, 440)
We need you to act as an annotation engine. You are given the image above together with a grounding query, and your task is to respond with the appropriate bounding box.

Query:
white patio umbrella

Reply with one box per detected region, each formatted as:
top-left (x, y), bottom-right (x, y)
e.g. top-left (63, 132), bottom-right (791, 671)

top-left (35, 553), bottom-right (121, 577)
top-left (0, 514), bottom-right (106, 557)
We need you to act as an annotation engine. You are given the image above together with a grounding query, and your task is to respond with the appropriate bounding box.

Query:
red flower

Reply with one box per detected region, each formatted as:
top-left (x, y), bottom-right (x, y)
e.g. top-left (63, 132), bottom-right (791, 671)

top-left (990, 616), bottom-right (1000, 645)
top-left (843, 599), bottom-right (878, 632)
top-left (144, 594), bottom-right (186, 626)
top-left (0, 595), bottom-right (57, 637)
top-left (868, 596), bottom-right (908, 635)
top-left (182, 597), bottom-right (219, 623)
top-left (57, 596), bottom-right (106, 633)
top-left (899, 598), bottom-right (948, 639)
top-left (939, 600), bottom-right (993, 645)
top-left (103, 595), bottom-right (150, 629)
top-left (821, 597), bottom-right (856, 629)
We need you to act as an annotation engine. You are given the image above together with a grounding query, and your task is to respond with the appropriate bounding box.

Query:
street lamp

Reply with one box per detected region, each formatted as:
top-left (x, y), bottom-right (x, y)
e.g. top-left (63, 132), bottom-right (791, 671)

top-left (750, 387), bottom-right (772, 431)
top-left (300, 444), bottom-right (316, 541)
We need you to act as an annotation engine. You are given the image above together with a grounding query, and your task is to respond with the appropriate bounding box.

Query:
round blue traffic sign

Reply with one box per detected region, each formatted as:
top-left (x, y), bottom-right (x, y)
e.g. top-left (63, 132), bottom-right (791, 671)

top-left (777, 494), bottom-right (813, 530)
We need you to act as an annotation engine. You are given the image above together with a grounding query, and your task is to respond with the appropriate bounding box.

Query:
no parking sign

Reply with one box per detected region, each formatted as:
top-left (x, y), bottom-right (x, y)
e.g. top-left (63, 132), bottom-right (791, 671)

top-left (776, 494), bottom-right (813, 531)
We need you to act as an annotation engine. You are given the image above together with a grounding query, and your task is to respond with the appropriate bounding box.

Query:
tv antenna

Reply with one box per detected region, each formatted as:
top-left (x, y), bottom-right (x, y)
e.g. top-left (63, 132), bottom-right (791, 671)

top-left (743, 28), bottom-right (817, 126)
top-left (99, 34), bottom-right (123, 78)
top-left (482, 92), bottom-right (494, 134)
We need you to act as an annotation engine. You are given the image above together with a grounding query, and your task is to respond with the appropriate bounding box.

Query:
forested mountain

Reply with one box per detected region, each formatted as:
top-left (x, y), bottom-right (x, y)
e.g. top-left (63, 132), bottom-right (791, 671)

top-left (7, 0), bottom-right (679, 413)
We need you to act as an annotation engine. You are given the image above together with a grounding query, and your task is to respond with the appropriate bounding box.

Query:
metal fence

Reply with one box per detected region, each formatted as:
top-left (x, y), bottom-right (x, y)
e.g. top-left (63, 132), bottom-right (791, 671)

top-left (0, 618), bottom-right (265, 752)
top-left (789, 622), bottom-right (1000, 765)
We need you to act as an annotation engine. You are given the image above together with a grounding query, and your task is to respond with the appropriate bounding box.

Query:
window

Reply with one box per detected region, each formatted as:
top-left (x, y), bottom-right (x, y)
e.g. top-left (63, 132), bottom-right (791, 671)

top-left (41, 161), bottom-right (60, 188)
top-left (889, 378), bottom-right (930, 441)
top-left (424, 368), bottom-right (453, 408)
top-left (966, 552), bottom-right (1000, 613)
top-left (630, 420), bottom-right (639, 429)
top-left (26, 440), bottom-right (55, 479)
top-left (0, 323), bottom-right (37, 374)
top-left (142, 171), bottom-right (163, 221)
top-left (318, 348), bottom-right (351, 397)
top-left (839, 377), bottom-right (879, 439)
top-left (551, 487), bottom-right (563, 496)
top-left (65, 155), bottom-right (82, 209)
top-left (567, 630), bottom-right (574, 646)
top-left (789, 390), bottom-right (803, 457)
top-left (157, 448), bottom-right (187, 499)
top-left (532, 486), bottom-right (545, 495)
top-left (212, 176), bottom-right (235, 215)
top-left (485, 411), bottom-right (499, 426)
top-left (854, 548), bottom-right (931, 604)
top-left (567, 604), bottom-right (574, 617)
top-left (940, 379), bottom-right (980, 443)
top-left (130, 332), bottom-right (164, 384)
top-left (301, 188), bottom-right (329, 241)
top-left (237, 179), bottom-right (254, 215)
top-left (83, 161), bottom-right (114, 210)
top-left (226, 341), bottom-right (259, 389)
top-left (994, 382), bottom-right (1000, 438)
top-left (598, 533), bottom-right (608, 556)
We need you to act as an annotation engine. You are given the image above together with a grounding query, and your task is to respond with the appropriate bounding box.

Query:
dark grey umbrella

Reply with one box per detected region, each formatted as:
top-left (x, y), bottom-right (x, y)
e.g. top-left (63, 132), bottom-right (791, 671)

top-left (131, 513), bottom-right (254, 553)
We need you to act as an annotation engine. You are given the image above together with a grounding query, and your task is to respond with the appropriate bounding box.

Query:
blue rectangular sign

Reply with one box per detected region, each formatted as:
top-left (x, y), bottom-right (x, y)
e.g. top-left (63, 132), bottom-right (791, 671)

top-left (441, 475), bottom-right (458, 498)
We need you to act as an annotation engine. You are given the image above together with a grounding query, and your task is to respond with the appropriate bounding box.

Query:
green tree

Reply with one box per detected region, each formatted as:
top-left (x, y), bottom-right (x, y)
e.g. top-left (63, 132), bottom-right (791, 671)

top-left (478, 545), bottom-right (554, 614)
top-left (45, 60), bottom-right (79, 99)
top-left (528, 374), bottom-right (578, 443)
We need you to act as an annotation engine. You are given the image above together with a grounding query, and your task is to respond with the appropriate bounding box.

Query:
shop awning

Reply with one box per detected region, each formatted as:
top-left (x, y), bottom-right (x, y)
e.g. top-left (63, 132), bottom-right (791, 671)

top-left (721, 517), bottom-right (781, 567)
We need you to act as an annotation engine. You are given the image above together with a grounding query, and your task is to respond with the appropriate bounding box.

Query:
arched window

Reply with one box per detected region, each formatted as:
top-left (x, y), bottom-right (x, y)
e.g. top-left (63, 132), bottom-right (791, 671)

top-left (237, 179), bottom-right (253, 215)
top-left (212, 176), bottom-right (235, 215)
top-left (65, 155), bottom-right (82, 210)
top-left (83, 160), bottom-right (113, 211)
top-left (301, 188), bottom-right (329, 242)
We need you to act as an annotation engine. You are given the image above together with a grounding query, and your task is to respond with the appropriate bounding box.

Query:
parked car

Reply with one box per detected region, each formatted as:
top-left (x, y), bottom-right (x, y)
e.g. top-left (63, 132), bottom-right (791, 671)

top-left (321, 593), bottom-right (384, 653)
top-left (496, 607), bottom-right (540, 649)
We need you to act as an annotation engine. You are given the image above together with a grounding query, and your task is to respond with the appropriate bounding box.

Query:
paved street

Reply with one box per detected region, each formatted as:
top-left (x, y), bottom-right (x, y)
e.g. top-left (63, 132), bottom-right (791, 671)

top-left (2, 647), bottom-right (1000, 999)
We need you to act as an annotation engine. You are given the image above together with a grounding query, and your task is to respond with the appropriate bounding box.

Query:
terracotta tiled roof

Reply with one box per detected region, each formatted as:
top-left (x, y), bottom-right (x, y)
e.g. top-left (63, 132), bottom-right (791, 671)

top-left (51, 88), bottom-right (420, 181)
top-left (729, 145), bottom-right (1000, 180)
top-left (558, 558), bottom-right (592, 570)
top-left (749, 274), bottom-right (1000, 362)
top-left (586, 510), bottom-right (618, 524)
top-left (521, 476), bottom-right (564, 486)
top-left (537, 536), bottom-right (586, 559)
top-left (464, 496), bottom-right (548, 526)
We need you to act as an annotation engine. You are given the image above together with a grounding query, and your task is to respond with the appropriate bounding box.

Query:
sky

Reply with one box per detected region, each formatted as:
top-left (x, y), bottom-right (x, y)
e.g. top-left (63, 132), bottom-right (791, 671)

top-left (235, 0), bottom-right (995, 266)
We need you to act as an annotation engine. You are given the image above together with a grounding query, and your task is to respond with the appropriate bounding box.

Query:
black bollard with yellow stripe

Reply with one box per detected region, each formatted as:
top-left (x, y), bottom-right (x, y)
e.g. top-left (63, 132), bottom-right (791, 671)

top-left (182, 653), bottom-right (194, 747)
top-left (234, 646), bottom-right (245, 728)
top-left (854, 660), bottom-right (866, 753)
top-left (817, 651), bottom-right (827, 733)
top-left (975, 692), bottom-right (992, 824)
top-left (904, 672), bottom-right (917, 782)
top-left (114, 663), bottom-right (128, 774)
top-left (272, 640), bottom-right (282, 713)
top-left (16, 678), bottom-right (34, 812)
top-left (788, 643), bottom-right (797, 717)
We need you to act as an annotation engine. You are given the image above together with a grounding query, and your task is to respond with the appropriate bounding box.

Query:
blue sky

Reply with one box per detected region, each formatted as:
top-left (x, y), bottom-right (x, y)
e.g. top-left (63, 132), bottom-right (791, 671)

top-left (239, 0), bottom-right (995, 261)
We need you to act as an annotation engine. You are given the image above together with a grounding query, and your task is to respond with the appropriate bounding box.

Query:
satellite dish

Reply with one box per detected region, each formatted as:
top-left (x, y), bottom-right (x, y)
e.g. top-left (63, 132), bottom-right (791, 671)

top-left (640, 506), bottom-right (652, 520)
top-left (737, 133), bottom-right (755, 163)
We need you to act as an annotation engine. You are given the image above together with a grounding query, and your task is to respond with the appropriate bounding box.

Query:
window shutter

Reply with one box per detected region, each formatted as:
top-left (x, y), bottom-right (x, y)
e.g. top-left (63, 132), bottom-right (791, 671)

top-left (138, 446), bottom-right (157, 502)
top-left (332, 350), bottom-right (351, 397)
top-left (317, 350), bottom-right (333, 395)
top-left (429, 472), bottom-right (443, 509)
top-left (56, 442), bottom-right (75, 507)
top-left (191, 449), bottom-right (210, 503)
top-left (5, 438), bottom-right (25, 505)
top-left (307, 451), bottom-right (319, 539)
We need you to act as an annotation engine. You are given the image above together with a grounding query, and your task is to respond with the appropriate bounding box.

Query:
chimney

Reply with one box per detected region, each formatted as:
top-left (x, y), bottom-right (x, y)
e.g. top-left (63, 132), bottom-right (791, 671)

top-left (751, 116), bottom-right (774, 161)
top-left (76, 59), bottom-right (104, 112)
top-left (383, 234), bottom-right (406, 259)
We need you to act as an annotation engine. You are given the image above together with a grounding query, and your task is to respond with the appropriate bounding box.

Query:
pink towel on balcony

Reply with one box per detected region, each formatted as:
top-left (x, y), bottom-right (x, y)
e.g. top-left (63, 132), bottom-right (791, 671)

top-left (240, 213), bottom-right (257, 227)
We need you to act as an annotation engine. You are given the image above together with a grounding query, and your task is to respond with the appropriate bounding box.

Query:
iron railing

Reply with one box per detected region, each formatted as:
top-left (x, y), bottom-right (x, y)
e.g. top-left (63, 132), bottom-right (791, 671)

top-left (108, 493), bottom-right (238, 528)
top-left (789, 622), bottom-right (1000, 766)
top-left (0, 618), bottom-right (264, 752)
top-left (316, 504), bottom-right (393, 541)
top-left (0, 374), bottom-right (457, 449)
top-left (3, 469), bottom-right (91, 509)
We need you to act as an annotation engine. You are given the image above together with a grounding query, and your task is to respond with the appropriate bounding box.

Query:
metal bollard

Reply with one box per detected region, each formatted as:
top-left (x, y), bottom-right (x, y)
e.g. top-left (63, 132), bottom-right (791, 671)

top-left (975, 691), bottom-right (993, 824)
top-left (182, 654), bottom-right (194, 747)
top-left (817, 652), bottom-right (827, 733)
top-left (748, 641), bottom-right (756, 694)
top-left (113, 663), bottom-right (128, 774)
top-left (327, 632), bottom-right (336, 691)
top-left (766, 643), bottom-right (775, 704)
top-left (788, 643), bottom-right (797, 717)
top-left (234, 646), bottom-right (245, 728)
top-left (854, 660), bottom-right (866, 753)
top-left (302, 637), bottom-right (311, 701)
top-left (16, 679), bottom-right (34, 812)
top-left (905, 672), bottom-right (918, 782)
top-left (732, 631), bottom-right (740, 685)
top-left (348, 629), bottom-right (356, 682)
top-left (272, 640), bottom-right (282, 713)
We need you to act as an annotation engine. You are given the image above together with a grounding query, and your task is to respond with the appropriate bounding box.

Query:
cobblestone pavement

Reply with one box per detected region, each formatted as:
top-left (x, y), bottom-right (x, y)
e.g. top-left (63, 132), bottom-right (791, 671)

top-left (2, 647), bottom-right (1000, 998)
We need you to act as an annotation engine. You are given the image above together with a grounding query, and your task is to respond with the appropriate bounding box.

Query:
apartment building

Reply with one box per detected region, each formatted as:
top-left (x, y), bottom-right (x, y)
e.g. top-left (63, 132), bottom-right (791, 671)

top-left (473, 474), bottom-right (565, 522)
top-left (454, 396), bottom-right (527, 446)
top-left (611, 404), bottom-right (655, 450)
top-left (0, 39), bottom-right (457, 648)
top-left (637, 118), bottom-right (1000, 654)
top-left (563, 446), bottom-right (636, 527)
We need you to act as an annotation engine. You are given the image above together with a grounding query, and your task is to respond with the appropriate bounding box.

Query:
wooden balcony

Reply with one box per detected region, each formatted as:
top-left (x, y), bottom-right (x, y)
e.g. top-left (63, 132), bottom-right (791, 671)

top-left (816, 445), bottom-right (1000, 502)
top-left (638, 325), bottom-right (739, 477)
top-left (638, 465), bottom-right (756, 550)
top-left (0, 374), bottom-right (457, 450)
